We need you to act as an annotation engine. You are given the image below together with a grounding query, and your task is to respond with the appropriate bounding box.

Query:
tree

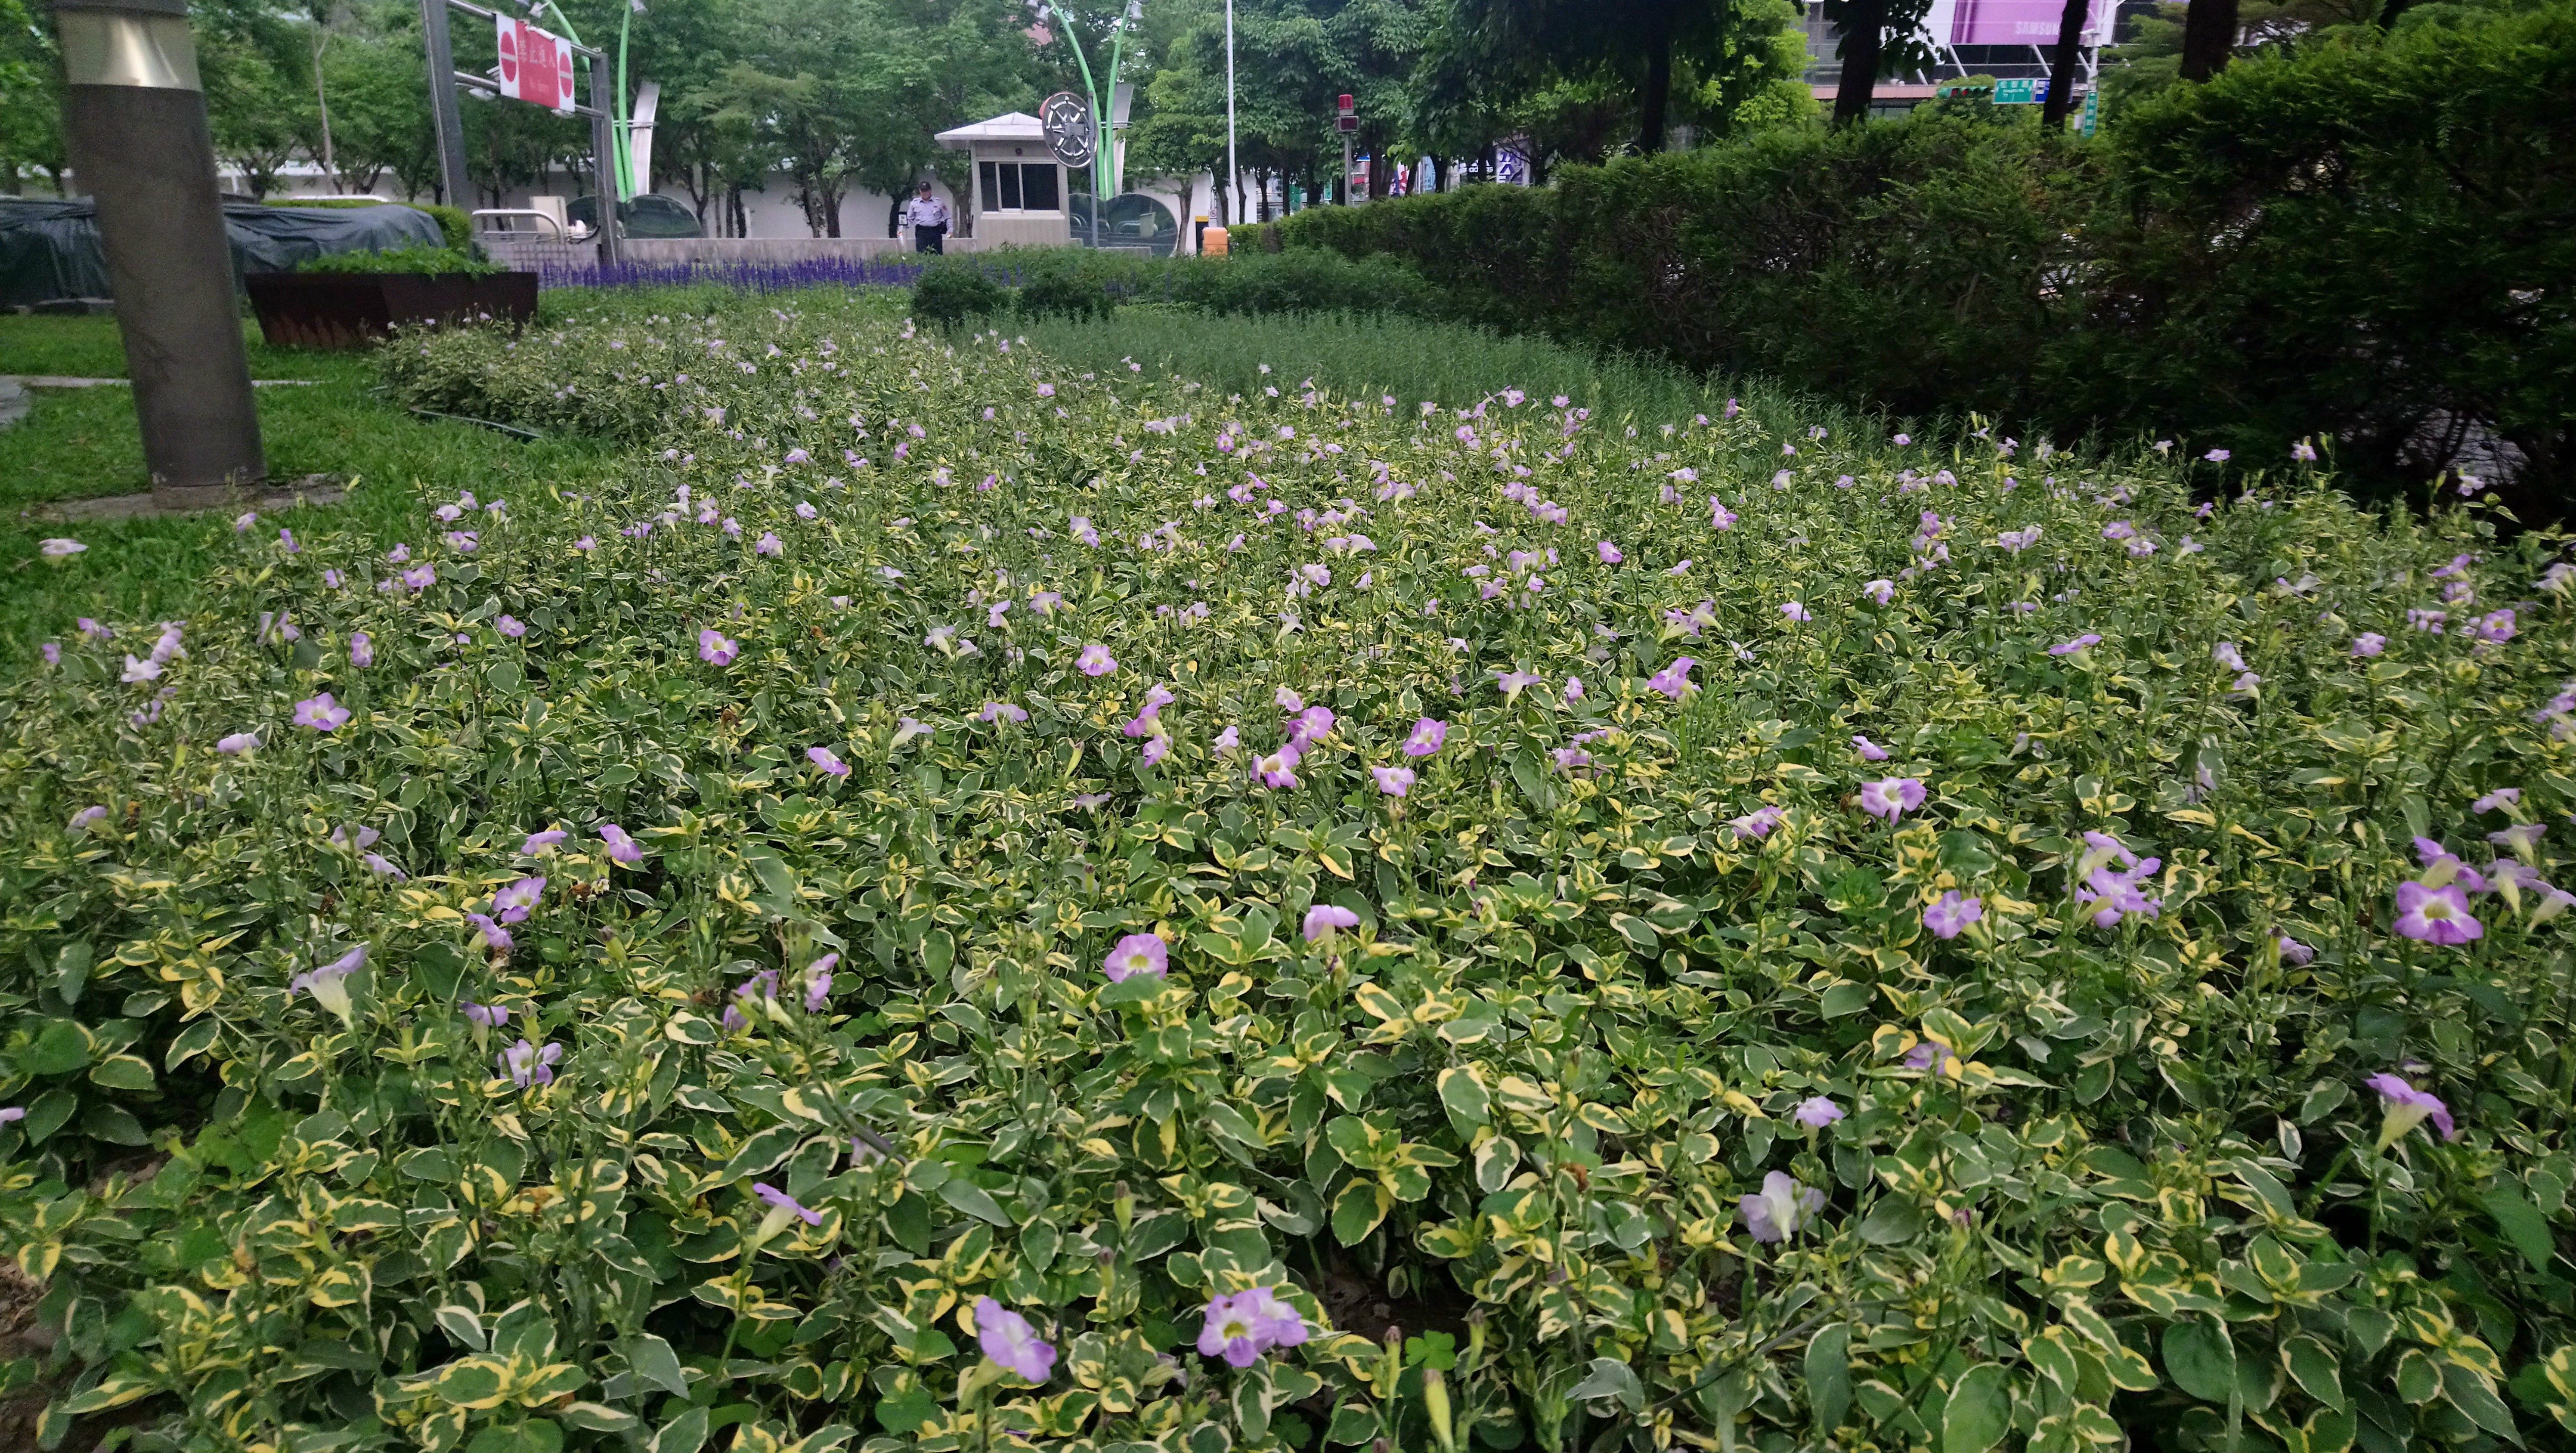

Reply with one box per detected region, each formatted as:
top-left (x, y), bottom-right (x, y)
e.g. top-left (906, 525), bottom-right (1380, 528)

top-left (1823, 0), bottom-right (1934, 124)
top-left (2041, 0), bottom-right (2086, 127)
top-left (0, 0), bottom-right (69, 194)
top-left (1427, 0), bottom-right (1777, 154)
top-left (2178, 0), bottom-right (2238, 77)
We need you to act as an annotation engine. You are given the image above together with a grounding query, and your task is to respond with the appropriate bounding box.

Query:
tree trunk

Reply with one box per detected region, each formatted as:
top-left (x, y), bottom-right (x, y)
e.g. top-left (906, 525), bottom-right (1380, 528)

top-left (1831, 0), bottom-right (1889, 126)
top-left (1635, 4), bottom-right (1675, 153)
top-left (2041, 0), bottom-right (2087, 128)
top-left (2179, 0), bottom-right (2238, 80)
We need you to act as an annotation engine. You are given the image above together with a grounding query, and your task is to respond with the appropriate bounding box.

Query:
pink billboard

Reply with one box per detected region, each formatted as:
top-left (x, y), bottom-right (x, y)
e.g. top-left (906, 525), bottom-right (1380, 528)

top-left (1947, 0), bottom-right (2110, 46)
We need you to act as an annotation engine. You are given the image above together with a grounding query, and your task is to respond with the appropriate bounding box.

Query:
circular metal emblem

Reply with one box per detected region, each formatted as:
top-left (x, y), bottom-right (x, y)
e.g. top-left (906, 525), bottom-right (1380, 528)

top-left (1040, 91), bottom-right (1096, 169)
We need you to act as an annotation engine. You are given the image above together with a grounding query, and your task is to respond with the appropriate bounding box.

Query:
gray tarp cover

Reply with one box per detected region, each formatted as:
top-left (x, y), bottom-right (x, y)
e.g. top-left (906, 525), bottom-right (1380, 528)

top-left (0, 200), bottom-right (445, 307)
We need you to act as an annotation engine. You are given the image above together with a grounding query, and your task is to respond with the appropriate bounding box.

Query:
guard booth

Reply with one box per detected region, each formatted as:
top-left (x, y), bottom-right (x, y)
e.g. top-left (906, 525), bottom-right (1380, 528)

top-left (933, 113), bottom-right (1071, 248)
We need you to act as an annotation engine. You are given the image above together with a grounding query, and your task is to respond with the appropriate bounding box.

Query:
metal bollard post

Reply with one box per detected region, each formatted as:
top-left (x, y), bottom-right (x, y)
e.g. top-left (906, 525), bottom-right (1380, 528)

top-left (53, 0), bottom-right (267, 507)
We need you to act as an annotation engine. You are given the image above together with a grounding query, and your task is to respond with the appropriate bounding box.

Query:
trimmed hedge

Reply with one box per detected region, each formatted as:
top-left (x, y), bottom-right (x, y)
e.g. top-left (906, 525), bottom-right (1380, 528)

top-left (910, 245), bottom-right (1440, 329)
top-left (1281, 5), bottom-right (2576, 512)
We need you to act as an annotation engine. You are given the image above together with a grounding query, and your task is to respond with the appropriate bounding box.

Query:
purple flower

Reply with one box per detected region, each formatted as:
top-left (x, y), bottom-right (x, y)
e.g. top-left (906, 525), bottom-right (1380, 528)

top-left (1303, 904), bottom-right (1359, 942)
top-left (1196, 1287), bottom-right (1310, 1368)
top-left (599, 823), bottom-right (644, 866)
top-left (1495, 670), bottom-right (1542, 700)
top-left (753, 1181), bottom-right (825, 1227)
top-left (1373, 764), bottom-right (1416, 796)
top-left (802, 954), bottom-right (837, 1011)
top-left (288, 944), bottom-right (367, 1004)
top-left (465, 912), bottom-right (514, 952)
top-left (2365, 1072), bottom-right (2457, 1146)
top-left (1779, 601), bottom-right (1811, 623)
top-left (497, 1038), bottom-right (562, 1088)
top-left (492, 876), bottom-right (545, 924)
top-left (1077, 644), bottom-right (1118, 676)
top-left (1738, 1171), bottom-right (1825, 1244)
top-left (1596, 541), bottom-right (1623, 564)
top-left (1794, 1097), bottom-right (1844, 1129)
top-left (1859, 777), bottom-right (1926, 822)
top-left (1861, 579), bottom-right (1895, 606)
top-left (1709, 498), bottom-right (1737, 531)
top-left (2048, 634), bottom-right (2102, 657)
top-left (0, 1107), bottom-right (22, 1124)
top-left (495, 615), bottom-right (525, 639)
top-left (523, 826), bottom-right (566, 856)
top-left (973, 1297), bottom-right (1056, 1383)
top-left (68, 805), bottom-right (108, 833)
top-left (699, 629), bottom-right (738, 666)
top-left (1852, 735), bottom-right (1889, 762)
top-left (1923, 890), bottom-right (1982, 940)
top-left (1905, 1039), bottom-right (1961, 1076)
top-left (1648, 658), bottom-right (1698, 699)
top-left (1289, 706), bottom-right (1337, 745)
top-left (40, 537), bottom-right (86, 557)
top-left (294, 692), bottom-right (353, 731)
top-left (362, 853), bottom-right (405, 878)
top-left (2492, 822), bottom-right (2546, 855)
top-left (1728, 806), bottom-right (1784, 840)
top-left (2351, 633), bottom-right (2386, 657)
top-left (216, 731), bottom-right (260, 756)
top-left (2205, 448), bottom-right (2231, 463)
top-left (755, 532), bottom-right (783, 556)
top-left (1255, 745), bottom-right (1302, 789)
top-left (2393, 880), bottom-right (2481, 946)
top-left (462, 1001), bottom-right (510, 1029)
top-left (349, 632), bottom-right (374, 668)
top-left (2472, 787), bottom-right (2523, 814)
top-left (1141, 736), bottom-right (1170, 767)
top-left (1403, 718), bottom-right (1448, 756)
top-left (2276, 932), bottom-right (2315, 966)
top-left (808, 745), bottom-right (851, 777)
top-left (980, 701), bottom-right (1029, 724)
top-left (40, 643), bottom-right (59, 667)
top-left (1104, 933), bottom-right (1169, 982)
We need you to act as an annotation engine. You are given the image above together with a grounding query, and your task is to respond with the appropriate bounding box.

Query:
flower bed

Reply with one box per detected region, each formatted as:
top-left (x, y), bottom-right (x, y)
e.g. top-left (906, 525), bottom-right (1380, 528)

top-left (9, 299), bottom-right (2576, 1453)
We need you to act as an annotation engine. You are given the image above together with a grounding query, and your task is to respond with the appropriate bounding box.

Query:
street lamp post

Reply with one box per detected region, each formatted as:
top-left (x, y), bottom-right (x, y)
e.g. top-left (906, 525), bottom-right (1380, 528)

top-left (1224, 0), bottom-right (1235, 227)
top-left (54, 0), bottom-right (266, 504)
top-left (1044, 0), bottom-right (1139, 250)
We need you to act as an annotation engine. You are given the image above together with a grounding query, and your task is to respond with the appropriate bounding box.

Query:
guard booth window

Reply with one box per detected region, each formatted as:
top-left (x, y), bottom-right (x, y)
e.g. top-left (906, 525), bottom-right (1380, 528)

top-left (981, 161), bottom-right (1060, 213)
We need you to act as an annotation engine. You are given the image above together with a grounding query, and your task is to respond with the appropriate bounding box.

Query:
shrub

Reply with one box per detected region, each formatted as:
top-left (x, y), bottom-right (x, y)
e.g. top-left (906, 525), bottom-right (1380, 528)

top-left (295, 244), bottom-right (500, 276)
top-left (13, 289), bottom-right (2576, 1453)
top-left (1281, 4), bottom-right (2576, 515)
top-left (1163, 249), bottom-right (1437, 319)
top-left (909, 257), bottom-right (1009, 328)
top-left (1014, 260), bottom-right (1117, 322)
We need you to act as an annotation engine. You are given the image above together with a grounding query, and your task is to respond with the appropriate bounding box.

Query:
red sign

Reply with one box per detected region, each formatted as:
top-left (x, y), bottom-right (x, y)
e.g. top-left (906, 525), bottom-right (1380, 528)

top-left (1336, 93), bottom-right (1356, 133)
top-left (494, 16), bottom-right (574, 111)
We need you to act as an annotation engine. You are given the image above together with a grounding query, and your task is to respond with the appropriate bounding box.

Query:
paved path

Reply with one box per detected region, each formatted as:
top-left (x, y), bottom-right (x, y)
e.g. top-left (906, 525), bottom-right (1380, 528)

top-left (0, 375), bottom-right (315, 389)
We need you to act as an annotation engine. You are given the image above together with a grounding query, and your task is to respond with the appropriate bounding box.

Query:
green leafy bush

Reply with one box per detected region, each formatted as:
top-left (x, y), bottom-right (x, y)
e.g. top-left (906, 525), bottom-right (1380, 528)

top-left (12, 291), bottom-right (2576, 1453)
top-left (909, 258), bottom-right (1009, 328)
top-left (1282, 3), bottom-right (2576, 515)
top-left (1012, 252), bottom-right (1117, 323)
top-left (296, 245), bottom-right (500, 277)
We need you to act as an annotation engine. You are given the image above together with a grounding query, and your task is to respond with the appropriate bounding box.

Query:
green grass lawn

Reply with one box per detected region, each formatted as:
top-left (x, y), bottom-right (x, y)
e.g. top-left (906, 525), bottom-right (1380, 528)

top-left (1014, 303), bottom-right (1845, 432)
top-left (0, 313), bottom-right (616, 653)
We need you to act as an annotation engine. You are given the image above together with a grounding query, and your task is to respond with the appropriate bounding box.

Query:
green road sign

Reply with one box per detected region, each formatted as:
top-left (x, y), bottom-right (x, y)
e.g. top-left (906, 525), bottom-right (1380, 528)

top-left (2080, 87), bottom-right (2099, 135)
top-left (1993, 77), bottom-right (2046, 104)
